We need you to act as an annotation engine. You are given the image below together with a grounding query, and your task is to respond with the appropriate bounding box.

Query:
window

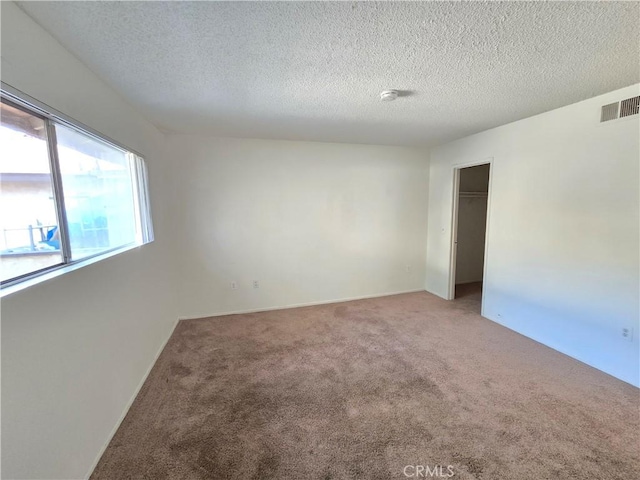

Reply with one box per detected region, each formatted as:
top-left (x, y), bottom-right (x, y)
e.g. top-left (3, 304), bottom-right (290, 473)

top-left (0, 92), bottom-right (153, 288)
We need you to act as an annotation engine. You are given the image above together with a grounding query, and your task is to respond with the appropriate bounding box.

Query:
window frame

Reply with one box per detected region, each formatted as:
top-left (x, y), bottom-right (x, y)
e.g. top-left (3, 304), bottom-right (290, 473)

top-left (0, 84), bottom-right (154, 292)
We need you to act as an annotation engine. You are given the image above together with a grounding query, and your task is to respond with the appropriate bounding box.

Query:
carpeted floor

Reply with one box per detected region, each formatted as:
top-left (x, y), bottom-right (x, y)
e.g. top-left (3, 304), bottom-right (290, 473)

top-left (92, 285), bottom-right (640, 479)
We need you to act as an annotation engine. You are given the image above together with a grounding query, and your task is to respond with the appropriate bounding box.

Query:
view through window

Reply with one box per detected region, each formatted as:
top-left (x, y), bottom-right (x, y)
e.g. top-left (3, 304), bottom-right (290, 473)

top-left (55, 124), bottom-right (138, 260)
top-left (0, 102), bottom-right (63, 281)
top-left (0, 96), bottom-right (153, 286)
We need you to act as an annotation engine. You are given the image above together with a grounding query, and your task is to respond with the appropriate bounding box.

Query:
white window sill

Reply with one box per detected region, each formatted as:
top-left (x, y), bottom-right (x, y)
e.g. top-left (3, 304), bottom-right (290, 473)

top-left (0, 243), bottom-right (143, 299)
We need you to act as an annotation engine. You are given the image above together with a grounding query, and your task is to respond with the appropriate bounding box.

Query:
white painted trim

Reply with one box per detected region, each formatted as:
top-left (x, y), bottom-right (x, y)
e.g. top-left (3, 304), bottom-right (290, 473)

top-left (480, 160), bottom-right (495, 318)
top-left (178, 289), bottom-right (426, 321)
top-left (83, 317), bottom-right (180, 480)
top-left (448, 168), bottom-right (461, 300)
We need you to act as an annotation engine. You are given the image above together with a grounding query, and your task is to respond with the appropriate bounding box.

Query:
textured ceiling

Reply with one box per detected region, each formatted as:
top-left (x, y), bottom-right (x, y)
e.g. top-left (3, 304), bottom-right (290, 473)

top-left (15, 1), bottom-right (640, 147)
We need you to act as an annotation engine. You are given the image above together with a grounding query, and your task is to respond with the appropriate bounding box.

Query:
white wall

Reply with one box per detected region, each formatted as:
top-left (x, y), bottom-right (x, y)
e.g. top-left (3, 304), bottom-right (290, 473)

top-left (1, 2), bottom-right (636, 478)
top-left (426, 84), bottom-right (640, 386)
top-left (455, 165), bottom-right (489, 285)
top-left (168, 135), bottom-right (429, 319)
top-left (0, 3), bottom-right (177, 479)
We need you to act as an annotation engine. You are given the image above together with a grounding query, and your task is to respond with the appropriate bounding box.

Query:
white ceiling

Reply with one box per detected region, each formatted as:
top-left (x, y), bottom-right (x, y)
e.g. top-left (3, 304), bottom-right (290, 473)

top-left (15, 1), bottom-right (640, 147)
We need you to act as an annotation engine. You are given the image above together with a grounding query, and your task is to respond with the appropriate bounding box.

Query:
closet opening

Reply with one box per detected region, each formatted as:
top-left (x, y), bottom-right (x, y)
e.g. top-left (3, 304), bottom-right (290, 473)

top-left (449, 163), bottom-right (491, 311)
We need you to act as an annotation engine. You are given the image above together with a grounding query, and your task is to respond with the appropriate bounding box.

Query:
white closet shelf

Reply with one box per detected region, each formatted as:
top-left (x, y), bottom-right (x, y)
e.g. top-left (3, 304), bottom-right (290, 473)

top-left (459, 191), bottom-right (488, 197)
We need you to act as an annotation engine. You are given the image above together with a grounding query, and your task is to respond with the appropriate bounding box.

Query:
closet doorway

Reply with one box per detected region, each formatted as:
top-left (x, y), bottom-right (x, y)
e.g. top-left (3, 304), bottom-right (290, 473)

top-left (449, 163), bottom-right (491, 311)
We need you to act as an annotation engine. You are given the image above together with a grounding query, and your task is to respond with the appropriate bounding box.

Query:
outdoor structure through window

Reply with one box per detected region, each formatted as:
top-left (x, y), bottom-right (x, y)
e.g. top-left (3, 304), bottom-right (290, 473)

top-left (0, 90), bottom-right (153, 287)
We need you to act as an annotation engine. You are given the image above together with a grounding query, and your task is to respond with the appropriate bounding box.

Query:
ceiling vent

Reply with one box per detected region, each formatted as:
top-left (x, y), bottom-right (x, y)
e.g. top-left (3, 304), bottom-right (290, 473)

top-left (600, 96), bottom-right (639, 122)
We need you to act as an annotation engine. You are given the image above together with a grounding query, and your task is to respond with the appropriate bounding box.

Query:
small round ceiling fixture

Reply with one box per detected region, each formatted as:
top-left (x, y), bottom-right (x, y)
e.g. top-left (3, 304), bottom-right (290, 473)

top-left (380, 90), bottom-right (399, 102)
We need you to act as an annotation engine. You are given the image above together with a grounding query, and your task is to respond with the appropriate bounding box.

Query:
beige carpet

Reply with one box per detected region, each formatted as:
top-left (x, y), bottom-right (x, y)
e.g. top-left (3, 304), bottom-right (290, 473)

top-left (92, 285), bottom-right (639, 479)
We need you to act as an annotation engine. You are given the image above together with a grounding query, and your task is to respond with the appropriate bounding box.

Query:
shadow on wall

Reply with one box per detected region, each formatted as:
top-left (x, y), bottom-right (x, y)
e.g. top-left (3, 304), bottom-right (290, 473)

top-left (482, 285), bottom-right (640, 387)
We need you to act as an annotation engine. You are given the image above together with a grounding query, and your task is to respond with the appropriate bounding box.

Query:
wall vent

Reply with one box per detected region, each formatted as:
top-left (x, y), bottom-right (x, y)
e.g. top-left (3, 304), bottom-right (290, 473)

top-left (600, 96), bottom-right (639, 123)
top-left (600, 102), bottom-right (619, 122)
top-left (620, 96), bottom-right (640, 118)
